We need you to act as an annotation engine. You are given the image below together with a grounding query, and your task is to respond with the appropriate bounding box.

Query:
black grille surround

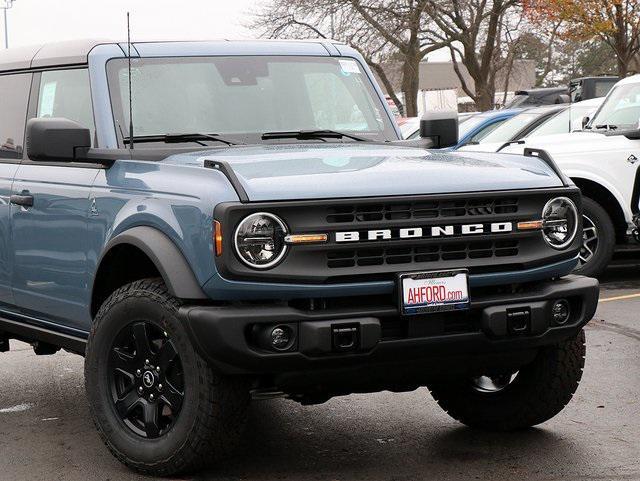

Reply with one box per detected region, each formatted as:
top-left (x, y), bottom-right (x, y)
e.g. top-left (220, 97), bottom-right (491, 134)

top-left (214, 188), bottom-right (583, 284)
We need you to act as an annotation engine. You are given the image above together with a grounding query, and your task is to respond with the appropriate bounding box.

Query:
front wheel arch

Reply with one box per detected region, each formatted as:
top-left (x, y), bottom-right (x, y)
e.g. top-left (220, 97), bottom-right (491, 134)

top-left (92, 227), bottom-right (206, 318)
top-left (571, 177), bottom-right (627, 243)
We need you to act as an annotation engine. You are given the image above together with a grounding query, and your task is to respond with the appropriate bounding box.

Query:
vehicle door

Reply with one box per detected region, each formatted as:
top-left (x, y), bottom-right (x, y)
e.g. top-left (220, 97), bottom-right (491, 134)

top-left (11, 69), bottom-right (99, 330)
top-left (0, 73), bottom-right (31, 310)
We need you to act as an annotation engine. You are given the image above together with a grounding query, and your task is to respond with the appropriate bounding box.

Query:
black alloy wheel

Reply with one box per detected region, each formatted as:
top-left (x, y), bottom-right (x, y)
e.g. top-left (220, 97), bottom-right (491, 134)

top-left (109, 321), bottom-right (184, 438)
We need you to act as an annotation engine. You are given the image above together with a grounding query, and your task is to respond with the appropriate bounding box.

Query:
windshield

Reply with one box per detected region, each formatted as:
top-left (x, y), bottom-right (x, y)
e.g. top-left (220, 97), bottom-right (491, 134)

top-left (477, 112), bottom-right (539, 144)
top-left (107, 56), bottom-right (395, 145)
top-left (526, 105), bottom-right (593, 138)
top-left (589, 83), bottom-right (640, 130)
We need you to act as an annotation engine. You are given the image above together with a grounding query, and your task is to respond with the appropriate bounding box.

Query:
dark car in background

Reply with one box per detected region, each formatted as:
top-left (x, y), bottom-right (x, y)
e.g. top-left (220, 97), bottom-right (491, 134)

top-left (505, 87), bottom-right (569, 108)
top-left (570, 76), bottom-right (618, 103)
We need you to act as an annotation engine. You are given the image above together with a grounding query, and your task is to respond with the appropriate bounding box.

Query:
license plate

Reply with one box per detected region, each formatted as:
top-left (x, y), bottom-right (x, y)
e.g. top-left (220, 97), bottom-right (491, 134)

top-left (399, 270), bottom-right (470, 315)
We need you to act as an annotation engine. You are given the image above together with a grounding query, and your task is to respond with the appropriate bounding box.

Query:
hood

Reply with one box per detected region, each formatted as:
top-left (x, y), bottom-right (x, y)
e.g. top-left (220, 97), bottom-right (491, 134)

top-left (165, 144), bottom-right (564, 201)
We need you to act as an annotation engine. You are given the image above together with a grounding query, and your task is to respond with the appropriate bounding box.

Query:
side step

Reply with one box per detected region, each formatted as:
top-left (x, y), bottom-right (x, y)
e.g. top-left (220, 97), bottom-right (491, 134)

top-left (0, 314), bottom-right (87, 356)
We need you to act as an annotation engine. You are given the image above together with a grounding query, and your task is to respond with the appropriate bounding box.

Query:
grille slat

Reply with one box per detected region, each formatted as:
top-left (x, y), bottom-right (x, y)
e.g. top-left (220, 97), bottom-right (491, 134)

top-left (326, 198), bottom-right (518, 224)
top-left (327, 241), bottom-right (520, 269)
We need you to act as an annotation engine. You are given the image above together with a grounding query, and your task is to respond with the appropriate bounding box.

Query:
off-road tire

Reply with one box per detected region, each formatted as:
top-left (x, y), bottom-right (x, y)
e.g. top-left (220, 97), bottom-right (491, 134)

top-left (574, 197), bottom-right (615, 278)
top-left (84, 278), bottom-right (249, 476)
top-left (428, 330), bottom-right (586, 431)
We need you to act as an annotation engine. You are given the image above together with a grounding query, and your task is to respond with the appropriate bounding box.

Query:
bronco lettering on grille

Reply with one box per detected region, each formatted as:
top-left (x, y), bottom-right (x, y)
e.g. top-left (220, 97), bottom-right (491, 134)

top-left (335, 222), bottom-right (513, 243)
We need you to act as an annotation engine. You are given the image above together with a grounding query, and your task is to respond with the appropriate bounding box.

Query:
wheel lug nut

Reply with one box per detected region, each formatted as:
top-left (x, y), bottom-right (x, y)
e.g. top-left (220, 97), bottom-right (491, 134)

top-left (145, 359), bottom-right (150, 365)
top-left (138, 387), bottom-right (143, 394)
top-left (156, 366), bottom-right (161, 373)
top-left (158, 384), bottom-right (163, 390)
top-left (136, 369), bottom-right (141, 376)
top-left (149, 394), bottom-right (154, 401)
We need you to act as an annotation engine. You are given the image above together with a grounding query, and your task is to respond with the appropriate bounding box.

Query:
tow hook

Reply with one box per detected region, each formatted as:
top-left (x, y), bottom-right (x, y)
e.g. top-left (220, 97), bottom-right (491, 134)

top-left (332, 325), bottom-right (360, 352)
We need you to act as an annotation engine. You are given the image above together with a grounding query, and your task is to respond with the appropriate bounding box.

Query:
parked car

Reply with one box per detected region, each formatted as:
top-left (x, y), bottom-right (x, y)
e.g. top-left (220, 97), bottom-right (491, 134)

top-left (570, 76), bottom-right (618, 103)
top-left (523, 97), bottom-right (605, 140)
top-left (505, 87), bottom-right (570, 108)
top-left (502, 74), bottom-right (640, 276)
top-left (0, 39), bottom-right (598, 476)
top-left (458, 105), bottom-right (566, 153)
top-left (401, 109), bottom-right (520, 150)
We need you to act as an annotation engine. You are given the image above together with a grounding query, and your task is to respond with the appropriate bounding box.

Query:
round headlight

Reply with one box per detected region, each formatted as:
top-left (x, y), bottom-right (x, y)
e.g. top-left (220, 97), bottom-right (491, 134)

top-left (234, 213), bottom-right (288, 269)
top-left (542, 197), bottom-right (578, 249)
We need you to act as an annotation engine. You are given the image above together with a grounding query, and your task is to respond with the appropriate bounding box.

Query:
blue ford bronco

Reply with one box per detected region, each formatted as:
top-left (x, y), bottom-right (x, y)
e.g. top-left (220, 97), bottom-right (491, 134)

top-left (0, 39), bottom-right (598, 475)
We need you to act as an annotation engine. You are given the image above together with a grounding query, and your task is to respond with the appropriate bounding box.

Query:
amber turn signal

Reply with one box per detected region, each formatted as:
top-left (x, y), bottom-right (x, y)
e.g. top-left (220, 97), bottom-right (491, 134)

top-left (214, 220), bottom-right (223, 256)
top-left (517, 220), bottom-right (544, 231)
top-left (284, 233), bottom-right (328, 244)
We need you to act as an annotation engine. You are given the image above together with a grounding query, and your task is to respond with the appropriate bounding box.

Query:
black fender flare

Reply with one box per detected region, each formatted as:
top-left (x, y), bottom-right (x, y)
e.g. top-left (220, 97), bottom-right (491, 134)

top-left (97, 226), bottom-right (207, 300)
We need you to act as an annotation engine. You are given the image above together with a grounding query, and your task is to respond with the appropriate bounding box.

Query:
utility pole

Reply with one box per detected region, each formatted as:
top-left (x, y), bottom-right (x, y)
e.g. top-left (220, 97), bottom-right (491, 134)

top-left (1, 0), bottom-right (15, 49)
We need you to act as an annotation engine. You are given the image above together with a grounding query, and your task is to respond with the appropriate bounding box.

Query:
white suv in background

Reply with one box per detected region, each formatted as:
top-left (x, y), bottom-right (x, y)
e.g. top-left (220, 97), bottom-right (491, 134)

top-left (502, 75), bottom-right (640, 277)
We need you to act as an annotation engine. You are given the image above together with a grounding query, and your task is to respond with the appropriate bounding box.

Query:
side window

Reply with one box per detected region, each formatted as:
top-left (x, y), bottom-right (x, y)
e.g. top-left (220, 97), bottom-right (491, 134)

top-left (37, 69), bottom-right (95, 145)
top-left (0, 73), bottom-right (31, 159)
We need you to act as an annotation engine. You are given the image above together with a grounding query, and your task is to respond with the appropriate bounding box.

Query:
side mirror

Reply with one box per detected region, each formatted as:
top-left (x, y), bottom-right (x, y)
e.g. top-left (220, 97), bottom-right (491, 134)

top-left (26, 117), bottom-right (91, 162)
top-left (419, 111), bottom-right (458, 148)
top-left (581, 116), bottom-right (590, 130)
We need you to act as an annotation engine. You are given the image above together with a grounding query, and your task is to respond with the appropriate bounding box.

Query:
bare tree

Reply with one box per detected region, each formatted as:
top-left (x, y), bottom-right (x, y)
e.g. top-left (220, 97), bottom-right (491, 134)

top-left (425, 0), bottom-right (520, 110)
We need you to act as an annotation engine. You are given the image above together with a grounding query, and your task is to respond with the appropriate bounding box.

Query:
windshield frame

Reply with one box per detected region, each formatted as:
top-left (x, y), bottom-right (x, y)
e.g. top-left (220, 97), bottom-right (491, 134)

top-left (106, 55), bottom-right (398, 148)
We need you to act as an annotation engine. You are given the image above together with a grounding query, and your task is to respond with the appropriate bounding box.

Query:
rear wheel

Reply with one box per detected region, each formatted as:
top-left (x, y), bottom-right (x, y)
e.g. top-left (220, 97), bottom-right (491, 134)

top-left (85, 279), bottom-right (249, 476)
top-left (428, 330), bottom-right (586, 431)
top-left (574, 197), bottom-right (614, 277)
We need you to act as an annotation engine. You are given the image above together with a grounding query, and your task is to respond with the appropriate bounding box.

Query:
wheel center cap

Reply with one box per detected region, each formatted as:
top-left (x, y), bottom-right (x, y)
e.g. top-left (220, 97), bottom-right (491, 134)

top-left (142, 370), bottom-right (156, 388)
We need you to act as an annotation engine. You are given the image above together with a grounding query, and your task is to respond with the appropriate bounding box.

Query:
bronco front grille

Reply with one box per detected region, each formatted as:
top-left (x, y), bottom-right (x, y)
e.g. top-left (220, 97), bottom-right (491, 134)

top-left (326, 198), bottom-right (519, 224)
top-left (214, 189), bottom-right (579, 284)
top-left (327, 240), bottom-right (520, 269)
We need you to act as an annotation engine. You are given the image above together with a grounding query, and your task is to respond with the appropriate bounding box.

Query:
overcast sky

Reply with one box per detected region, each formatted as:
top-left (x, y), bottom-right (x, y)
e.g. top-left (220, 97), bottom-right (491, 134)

top-left (3, 0), bottom-right (257, 48)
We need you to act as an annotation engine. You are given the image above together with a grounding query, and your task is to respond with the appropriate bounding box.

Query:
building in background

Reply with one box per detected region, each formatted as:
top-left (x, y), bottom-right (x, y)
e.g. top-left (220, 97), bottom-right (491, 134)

top-left (377, 59), bottom-right (536, 115)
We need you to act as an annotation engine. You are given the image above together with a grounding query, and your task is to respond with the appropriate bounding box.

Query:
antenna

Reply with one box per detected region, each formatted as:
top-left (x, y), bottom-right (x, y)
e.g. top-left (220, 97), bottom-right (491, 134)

top-left (127, 12), bottom-right (134, 150)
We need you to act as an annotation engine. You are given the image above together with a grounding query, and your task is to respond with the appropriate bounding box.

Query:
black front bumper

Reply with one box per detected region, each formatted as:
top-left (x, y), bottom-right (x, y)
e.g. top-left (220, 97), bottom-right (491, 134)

top-left (180, 275), bottom-right (599, 376)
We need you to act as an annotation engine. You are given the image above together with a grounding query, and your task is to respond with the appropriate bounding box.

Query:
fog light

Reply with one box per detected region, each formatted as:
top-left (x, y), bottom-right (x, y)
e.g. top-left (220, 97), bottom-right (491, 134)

top-left (552, 299), bottom-right (571, 325)
top-left (270, 325), bottom-right (294, 351)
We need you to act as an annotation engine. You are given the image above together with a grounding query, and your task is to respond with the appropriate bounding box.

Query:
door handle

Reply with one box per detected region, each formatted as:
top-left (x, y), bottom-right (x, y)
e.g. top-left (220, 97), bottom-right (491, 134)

top-left (10, 193), bottom-right (34, 208)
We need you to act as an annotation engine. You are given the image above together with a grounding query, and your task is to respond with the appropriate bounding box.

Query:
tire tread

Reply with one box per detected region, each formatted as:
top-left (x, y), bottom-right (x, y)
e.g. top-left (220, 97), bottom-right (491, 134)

top-left (86, 278), bottom-right (248, 476)
top-left (429, 330), bottom-right (586, 431)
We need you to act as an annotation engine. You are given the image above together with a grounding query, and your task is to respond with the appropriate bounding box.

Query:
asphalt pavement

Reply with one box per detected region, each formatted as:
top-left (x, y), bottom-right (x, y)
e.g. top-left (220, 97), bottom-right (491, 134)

top-left (0, 263), bottom-right (639, 481)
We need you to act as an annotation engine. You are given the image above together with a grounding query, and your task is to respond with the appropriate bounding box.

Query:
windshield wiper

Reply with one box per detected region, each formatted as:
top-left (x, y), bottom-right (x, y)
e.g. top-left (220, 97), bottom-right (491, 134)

top-left (124, 133), bottom-right (237, 146)
top-left (261, 129), bottom-right (369, 142)
top-left (594, 124), bottom-right (618, 131)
